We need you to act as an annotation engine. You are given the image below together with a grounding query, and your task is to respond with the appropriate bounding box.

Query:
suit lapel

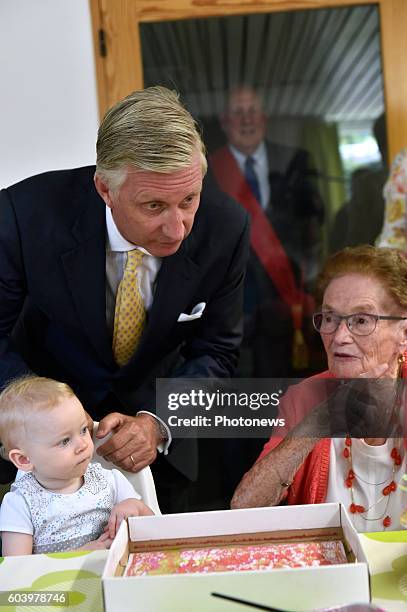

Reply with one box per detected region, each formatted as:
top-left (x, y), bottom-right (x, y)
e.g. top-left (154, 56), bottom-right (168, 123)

top-left (60, 182), bottom-right (115, 369)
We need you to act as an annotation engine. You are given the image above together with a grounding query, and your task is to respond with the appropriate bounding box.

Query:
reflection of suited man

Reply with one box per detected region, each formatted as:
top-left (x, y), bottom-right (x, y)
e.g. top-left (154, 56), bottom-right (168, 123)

top-left (0, 87), bottom-right (249, 513)
top-left (209, 87), bottom-right (324, 498)
top-left (210, 87), bottom-right (324, 379)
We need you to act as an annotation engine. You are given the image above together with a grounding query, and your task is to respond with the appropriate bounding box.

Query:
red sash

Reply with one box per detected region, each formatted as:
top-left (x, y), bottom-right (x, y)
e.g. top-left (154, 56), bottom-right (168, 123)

top-left (210, 146), bottom-right (314, 368)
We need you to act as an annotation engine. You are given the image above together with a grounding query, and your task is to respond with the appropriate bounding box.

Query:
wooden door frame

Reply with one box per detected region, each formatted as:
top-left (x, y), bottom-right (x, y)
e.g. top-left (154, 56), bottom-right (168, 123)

top-left (89, 0), bottom-right (407, 161)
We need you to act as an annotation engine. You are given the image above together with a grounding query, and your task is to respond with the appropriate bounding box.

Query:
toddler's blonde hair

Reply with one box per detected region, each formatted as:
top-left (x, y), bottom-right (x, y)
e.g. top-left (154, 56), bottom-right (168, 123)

top-left (0, 376), bottom-right (75, 452)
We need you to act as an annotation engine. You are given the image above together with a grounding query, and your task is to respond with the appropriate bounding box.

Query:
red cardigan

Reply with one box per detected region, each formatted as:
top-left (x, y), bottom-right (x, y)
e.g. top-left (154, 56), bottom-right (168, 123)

top-left (257, 365), bottom-right (407, 505)
top-left (258, 371), bottom-right (333, 505)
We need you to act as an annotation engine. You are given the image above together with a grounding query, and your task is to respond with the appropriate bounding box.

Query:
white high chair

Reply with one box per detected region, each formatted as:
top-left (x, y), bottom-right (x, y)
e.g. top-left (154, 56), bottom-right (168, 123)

top-left (92, 422), bottom-right (161, 515)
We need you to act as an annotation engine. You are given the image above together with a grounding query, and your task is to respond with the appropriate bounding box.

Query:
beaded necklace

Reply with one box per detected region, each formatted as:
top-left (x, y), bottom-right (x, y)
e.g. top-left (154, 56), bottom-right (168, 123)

top-left (343, 436), bottom-right (402, 529)
top-left (343, 359), bottom-right (407, 529)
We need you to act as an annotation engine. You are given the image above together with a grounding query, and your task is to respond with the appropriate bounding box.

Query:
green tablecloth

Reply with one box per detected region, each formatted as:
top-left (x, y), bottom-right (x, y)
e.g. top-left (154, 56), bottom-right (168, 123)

top-left (0, 551), bottom-right (106, 611)
top-left (0, 532), bottom-right (406, 611)
top-left (359, 530), bottom-right (407, 611)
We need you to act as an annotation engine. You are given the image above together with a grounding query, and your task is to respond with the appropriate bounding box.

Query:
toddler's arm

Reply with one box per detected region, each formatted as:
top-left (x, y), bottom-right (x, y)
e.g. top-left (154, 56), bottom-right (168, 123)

top-left (0, 491), bottom-right (34, 555)
top-left (1, 530), bottom-right (114, 555)
top-left (108, 498), bottom-right (154, 538)
top-left (1, 531), bottom-right (33, 556)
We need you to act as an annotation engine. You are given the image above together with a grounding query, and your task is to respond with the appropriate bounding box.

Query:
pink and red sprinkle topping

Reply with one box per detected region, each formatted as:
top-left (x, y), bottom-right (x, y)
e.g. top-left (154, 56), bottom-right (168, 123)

top-left (125, 541), bottom-right (347, 576)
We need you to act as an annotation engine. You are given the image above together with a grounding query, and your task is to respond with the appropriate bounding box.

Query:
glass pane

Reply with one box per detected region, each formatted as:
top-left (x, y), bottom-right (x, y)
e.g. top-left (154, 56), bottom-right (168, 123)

top-left (140, 5), bottom-right (387, 507)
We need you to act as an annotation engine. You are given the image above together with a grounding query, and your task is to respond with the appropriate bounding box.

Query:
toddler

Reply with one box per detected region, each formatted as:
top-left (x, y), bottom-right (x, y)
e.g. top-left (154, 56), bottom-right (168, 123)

top-left (0, 376), bottom-right (153, 555)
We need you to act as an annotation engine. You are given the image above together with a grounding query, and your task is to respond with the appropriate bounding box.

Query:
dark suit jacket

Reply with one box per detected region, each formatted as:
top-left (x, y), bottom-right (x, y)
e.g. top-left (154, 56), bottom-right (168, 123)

top-left (209, 142), bottom-right (324, 377)
top-left (0, 166), bottom-right (249, 480)
top-left (264, 141), bottom-right (324, 276)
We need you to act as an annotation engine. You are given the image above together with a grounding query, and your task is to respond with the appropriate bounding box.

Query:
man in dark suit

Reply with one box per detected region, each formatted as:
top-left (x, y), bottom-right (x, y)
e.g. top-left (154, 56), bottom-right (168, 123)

top-left (0, 86), bottom-right (249, 512)
top-left (209, 86), bottom-right (324, 495)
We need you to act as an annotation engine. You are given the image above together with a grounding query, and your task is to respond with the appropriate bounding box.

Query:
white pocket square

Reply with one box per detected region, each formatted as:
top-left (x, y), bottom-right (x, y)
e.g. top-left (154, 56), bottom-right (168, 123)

top-left (177, 302), bottom-right (206, 322)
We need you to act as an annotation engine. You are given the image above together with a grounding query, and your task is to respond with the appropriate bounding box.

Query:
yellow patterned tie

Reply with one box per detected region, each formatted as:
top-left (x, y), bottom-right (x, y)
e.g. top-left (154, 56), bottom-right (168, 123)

top-left (113, 249), bottom-right (146, 366)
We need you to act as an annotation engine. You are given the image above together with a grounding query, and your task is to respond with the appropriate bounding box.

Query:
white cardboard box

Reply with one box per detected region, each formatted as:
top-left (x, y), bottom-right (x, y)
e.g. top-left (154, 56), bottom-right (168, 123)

top-left (102, 503), bottom-right (370, 612)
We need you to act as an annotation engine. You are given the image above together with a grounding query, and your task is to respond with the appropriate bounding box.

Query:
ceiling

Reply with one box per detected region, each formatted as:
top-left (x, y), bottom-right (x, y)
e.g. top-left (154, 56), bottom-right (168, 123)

top-left (140, 3), bottom-right (384, 122)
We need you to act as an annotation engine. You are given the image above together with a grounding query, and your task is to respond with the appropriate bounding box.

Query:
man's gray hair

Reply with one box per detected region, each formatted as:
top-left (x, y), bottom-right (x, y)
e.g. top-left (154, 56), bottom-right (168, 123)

top-left (96, 86), bottom-right (207, 191)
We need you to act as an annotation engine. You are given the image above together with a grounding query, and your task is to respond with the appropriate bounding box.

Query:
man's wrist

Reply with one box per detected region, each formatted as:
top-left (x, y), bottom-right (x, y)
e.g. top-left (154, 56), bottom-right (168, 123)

top-left (137, 411), bottom-right (171, 454)
top-left (155, 418), bottom-right (169, 442)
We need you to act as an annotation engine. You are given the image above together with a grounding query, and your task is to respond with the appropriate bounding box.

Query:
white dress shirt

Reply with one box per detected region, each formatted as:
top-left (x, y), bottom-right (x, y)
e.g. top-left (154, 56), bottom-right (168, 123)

top-left (105, 207), bottom-right (171, 454)
top-left (228, 141), bottom-right (270, 209)
top-left (105, 207), bottom-right (162, 332)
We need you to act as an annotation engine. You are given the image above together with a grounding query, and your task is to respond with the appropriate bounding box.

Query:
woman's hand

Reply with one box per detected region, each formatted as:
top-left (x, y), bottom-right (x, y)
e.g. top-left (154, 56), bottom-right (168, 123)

top-left (359, 362), bottom-right (390, 379)
top-left (312, 360), bottom-right (397, 443)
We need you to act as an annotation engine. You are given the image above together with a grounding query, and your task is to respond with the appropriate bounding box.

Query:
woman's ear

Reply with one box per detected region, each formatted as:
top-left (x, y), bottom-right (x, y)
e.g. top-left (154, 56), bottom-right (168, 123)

top-left (400, 321), bottom-right (407, 350)
top-left (8, 448), bottom-right (33, 472)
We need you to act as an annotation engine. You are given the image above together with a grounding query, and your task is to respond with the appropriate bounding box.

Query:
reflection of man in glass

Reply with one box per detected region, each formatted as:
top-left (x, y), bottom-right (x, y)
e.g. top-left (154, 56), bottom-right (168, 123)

top-left (221, 87), bottom-right (268, 163)
top-left (210, 86), bottom-right (324, 378)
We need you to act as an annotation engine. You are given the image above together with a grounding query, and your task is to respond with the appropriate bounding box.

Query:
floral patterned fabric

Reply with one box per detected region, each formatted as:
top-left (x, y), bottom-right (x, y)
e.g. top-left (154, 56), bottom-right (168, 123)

top-left (377, 148), bottom-right (407, 250)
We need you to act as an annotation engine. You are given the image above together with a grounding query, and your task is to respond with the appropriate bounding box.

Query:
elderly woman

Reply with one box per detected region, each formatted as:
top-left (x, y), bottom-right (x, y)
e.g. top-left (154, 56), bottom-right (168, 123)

top-left (232, 245), bottom-right (407, 531)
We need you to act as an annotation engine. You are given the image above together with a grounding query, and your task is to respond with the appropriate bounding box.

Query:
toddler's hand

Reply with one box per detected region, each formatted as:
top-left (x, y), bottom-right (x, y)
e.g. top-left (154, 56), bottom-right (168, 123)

top-left (108, 498), bottom-right (154, 538)
top-left (76, 531), bottom-right (113, 551)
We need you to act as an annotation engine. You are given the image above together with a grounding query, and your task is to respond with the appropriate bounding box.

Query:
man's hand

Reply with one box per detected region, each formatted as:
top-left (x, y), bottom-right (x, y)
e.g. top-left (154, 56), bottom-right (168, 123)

top-left (107, 498), bottom-right (154, 538)
top-left (95, 412), bottom-right (161, 472)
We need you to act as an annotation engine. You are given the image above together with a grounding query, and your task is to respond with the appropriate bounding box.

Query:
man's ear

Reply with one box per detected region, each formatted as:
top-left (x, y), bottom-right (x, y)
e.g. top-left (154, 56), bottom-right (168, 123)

top-left (8, 448), bottom-right (33, 472)
top-left (94, 174), bottom-right (114, 209)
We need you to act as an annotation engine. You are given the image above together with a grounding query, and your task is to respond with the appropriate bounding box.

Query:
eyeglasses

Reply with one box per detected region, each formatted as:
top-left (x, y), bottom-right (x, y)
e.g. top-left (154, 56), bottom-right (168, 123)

top-left (312, 311), bottom-right (407, 336)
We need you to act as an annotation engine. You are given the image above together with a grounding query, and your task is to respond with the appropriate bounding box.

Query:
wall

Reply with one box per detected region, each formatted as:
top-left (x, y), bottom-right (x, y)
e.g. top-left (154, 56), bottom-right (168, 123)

top-left (0, 0), bottom-right (99, 189)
